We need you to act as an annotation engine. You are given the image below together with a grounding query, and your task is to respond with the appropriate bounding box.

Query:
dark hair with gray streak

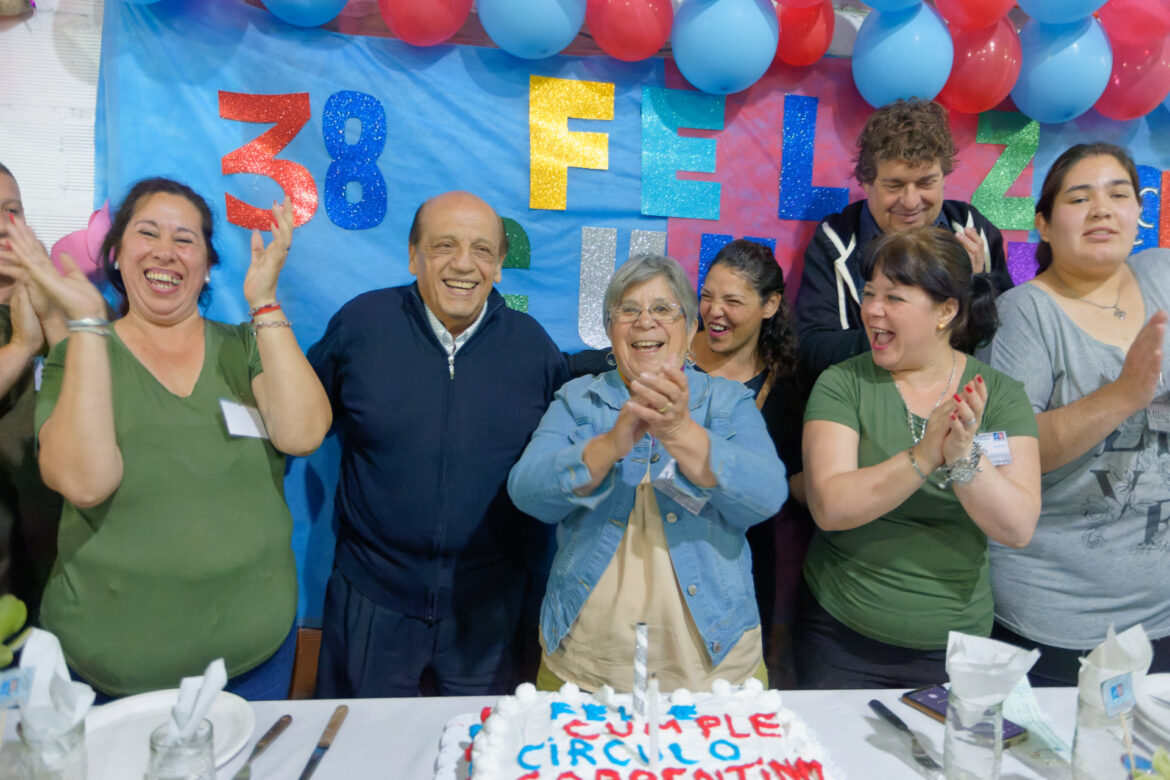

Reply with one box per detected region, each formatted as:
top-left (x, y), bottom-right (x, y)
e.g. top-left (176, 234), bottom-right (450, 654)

top-left (603, 254), bottom-right (698, 333)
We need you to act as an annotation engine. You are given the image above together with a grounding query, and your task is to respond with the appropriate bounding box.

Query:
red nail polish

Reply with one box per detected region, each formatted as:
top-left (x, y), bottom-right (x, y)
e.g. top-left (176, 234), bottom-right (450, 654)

top-left (953, 394), bottom-right (962, 403)
top-left (950, 413), bottom-right (956, 420)
top-left (965, 385), bottom-right (973, 394)
top-left (976, 375), bottom-right (984, 384)
top-left (7, 213), bottom-right (13, 223)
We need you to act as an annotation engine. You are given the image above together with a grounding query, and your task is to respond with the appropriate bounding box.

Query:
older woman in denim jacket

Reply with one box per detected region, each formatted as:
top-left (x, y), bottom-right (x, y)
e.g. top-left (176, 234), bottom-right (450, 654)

top-left (508, 254), bottom-right (787, 693)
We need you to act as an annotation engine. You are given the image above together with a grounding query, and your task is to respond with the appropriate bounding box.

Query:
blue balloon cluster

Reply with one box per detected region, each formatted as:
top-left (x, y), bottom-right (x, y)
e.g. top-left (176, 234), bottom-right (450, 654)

top-left (1011, 17), bottom-right (1112, 124)
top-left (851, 4), bottom-right (952, 108)
top-left (263, 0), bottom-right (348, 27)
top-left (1017, 0), bottom-right (1106, 25)
top-left (671, 0), bottom-right (779, 95)
top-left (478, 0), bottom-right (587, 60)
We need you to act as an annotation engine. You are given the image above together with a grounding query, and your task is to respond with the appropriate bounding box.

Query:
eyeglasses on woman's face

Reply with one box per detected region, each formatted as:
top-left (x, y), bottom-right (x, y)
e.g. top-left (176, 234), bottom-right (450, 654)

top-left (609, 300), bottom-right (684, 324)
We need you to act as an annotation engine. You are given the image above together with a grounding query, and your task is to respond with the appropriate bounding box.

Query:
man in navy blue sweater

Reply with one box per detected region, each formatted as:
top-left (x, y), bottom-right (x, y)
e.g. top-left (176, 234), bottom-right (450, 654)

top-left (309, 191), bottom-right (569, 697)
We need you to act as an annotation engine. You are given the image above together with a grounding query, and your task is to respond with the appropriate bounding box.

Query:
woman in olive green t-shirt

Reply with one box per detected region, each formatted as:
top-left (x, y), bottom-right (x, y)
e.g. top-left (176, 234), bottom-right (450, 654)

top-left (2, 178), bottom-right (331, 697)
top-left (797, 227), bottom-right (1040, 689)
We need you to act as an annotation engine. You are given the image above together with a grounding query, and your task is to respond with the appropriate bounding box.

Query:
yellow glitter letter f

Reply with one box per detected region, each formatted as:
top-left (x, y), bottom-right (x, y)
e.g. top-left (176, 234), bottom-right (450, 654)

top-left (529, 76), bottom-right (614, 210)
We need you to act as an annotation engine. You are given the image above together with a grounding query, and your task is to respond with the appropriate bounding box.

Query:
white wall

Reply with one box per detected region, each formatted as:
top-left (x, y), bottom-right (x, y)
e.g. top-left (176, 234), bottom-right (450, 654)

top-left (0, 0), bottom-right (103, 249)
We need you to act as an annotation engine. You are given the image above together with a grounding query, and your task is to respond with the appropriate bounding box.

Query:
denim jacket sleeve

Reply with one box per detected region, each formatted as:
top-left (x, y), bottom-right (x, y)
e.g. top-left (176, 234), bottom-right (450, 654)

top-left (674, 374), bottom-right (788, 529)
top-left (507, 377), bottom-right (619, 523)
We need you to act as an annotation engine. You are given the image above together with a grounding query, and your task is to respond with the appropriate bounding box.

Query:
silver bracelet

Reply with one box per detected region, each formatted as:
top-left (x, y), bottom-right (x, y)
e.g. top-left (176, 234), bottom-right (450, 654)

top-left (252, 319), bottom-right (292, 333)
top-left (908, 447), bottom-right (929, 480)
top-left (66, 317), bottom-right (110, 336)
top-left (945, 442), bottom-right (984, 487)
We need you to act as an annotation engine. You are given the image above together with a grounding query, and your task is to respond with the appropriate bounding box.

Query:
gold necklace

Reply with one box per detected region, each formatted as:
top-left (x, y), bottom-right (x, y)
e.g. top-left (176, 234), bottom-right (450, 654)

top-left (1051, 271), bottom-right (1127, 320)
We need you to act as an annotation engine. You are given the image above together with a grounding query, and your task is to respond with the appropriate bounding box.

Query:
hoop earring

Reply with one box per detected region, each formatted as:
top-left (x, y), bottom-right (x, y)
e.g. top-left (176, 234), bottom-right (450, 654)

top-left (685, 351), bottom-right (697, 368)
top-left (605, 351), bottom-right (616, 367)
top-left (113, 260), bottom-right (120, 270)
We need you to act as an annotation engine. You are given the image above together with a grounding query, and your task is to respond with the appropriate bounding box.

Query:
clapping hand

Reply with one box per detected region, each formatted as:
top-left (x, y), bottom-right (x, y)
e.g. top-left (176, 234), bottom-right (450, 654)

top-left (0, 214), bottom-right (105, 322)
top-left (627, 355), bottom-right (692, 443)
top-left (8, 283), bottom-right (44, 355)
top-left (942, 375), bottom-right (988, 466)
top-left (1115, 310), bottom-right (1167, 415)
top-left (243, 197), bottom-right (293, 309)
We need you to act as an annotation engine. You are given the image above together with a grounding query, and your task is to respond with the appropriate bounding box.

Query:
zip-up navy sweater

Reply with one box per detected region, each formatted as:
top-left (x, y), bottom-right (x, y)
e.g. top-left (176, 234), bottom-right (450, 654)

top-left (794, 199), bottom-right (1012, 380)
top-left (309, 284), bottom-right (569, 621)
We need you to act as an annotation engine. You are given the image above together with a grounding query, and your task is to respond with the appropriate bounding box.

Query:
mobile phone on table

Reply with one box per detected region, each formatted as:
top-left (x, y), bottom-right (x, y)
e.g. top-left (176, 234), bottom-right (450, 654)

top-left (901, 684), bottom-right (1029, 747)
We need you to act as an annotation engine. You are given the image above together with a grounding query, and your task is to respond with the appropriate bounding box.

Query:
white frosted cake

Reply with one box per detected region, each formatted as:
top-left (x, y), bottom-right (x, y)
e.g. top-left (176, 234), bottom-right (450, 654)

top-left (437, 678), bottom-right (841, 780)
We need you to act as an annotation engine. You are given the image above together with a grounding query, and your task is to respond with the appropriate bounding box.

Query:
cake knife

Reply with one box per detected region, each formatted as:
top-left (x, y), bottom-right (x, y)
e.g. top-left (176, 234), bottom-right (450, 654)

top-left (297, 704), bottom-right (348, 780)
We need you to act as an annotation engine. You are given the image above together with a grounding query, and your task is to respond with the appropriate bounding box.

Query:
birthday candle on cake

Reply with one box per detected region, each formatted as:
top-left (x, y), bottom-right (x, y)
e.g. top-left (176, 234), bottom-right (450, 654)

top-left (633, 622), bottom-right (648, 720)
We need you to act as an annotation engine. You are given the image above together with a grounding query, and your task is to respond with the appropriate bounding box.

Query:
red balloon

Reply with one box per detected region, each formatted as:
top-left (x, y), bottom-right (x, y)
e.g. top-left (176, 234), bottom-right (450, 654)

top-left (936, 19), bottom-right (1021, 114)
top-left (1098, 0), bottom-right (1170, 47)
top-left (1094, 37), bottom-right (1170, 121)
top-left (775, 0), bottom-right (834, 67)
top-left (587, 0), bottom-right (672, 62)
top-left (776, 0), bottom-right (823, 8)
top-left (935, 0), bottom-right (1014, 31)
top-left (377, 0), bottom-right (472, 47)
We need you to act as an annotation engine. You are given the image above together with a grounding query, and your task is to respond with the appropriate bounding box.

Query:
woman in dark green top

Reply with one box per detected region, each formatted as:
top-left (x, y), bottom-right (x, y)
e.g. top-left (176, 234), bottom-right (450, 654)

top-left (1, 178), bottom-right (331, 697)
top-left (796, 227), bottom-right (1040, 689)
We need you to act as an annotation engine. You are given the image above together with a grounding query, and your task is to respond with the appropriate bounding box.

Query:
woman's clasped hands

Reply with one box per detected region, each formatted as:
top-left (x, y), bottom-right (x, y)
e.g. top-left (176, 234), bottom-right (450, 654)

top-left (912, 374), bottom-right (989, 474)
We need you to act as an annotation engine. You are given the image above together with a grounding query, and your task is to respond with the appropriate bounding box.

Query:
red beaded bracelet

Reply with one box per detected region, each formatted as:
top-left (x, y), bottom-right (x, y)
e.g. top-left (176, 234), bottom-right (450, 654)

top-left (250, 302), bottom-right (282, 318)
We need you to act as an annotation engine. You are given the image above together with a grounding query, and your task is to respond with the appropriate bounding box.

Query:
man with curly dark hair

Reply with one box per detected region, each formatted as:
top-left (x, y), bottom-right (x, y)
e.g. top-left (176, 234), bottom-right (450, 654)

top-left (795, 99), bottom-right (1013, 378)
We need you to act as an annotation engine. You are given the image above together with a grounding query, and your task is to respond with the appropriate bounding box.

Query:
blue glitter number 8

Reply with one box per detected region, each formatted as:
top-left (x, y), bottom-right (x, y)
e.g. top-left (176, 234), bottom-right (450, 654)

top-left (322, 91), bottom-right (388, 230)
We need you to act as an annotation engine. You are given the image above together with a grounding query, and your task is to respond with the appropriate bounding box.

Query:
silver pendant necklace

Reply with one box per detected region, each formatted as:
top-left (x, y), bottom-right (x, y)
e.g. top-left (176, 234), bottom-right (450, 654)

top-left (895, 350), bottom-right (957, 446)
top-left (1051, 272), bottom-right (1127, 320)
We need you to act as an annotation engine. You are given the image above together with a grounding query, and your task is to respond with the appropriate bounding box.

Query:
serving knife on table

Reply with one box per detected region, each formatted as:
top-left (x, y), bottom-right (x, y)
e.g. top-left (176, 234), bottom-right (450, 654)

top-left (232, 714), bottom-right (292, 780)
top-left (868, 699), bottom-right (943, 772)
top-left (297, 704), bottom-right (348, 780)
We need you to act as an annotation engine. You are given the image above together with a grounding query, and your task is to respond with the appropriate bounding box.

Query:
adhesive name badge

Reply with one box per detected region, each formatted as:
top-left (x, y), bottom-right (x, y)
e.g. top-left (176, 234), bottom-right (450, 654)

top-left (974, 431), bottom-right (1012, 466)
top-left (1101, 671), bottom-right (1136, 719)
top-left (651, 458), bottom-right (708, 516)
top-left (1147, 399), bottom-right (1170, 433)
top-left (219, 399), bottom-right (269, 439)
top-left (0, 667), bottom-right (32, 709)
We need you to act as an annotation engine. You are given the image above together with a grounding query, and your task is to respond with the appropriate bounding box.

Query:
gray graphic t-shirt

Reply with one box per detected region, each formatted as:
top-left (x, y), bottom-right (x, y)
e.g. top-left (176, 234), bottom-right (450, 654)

top-left (983, 249), bottom-right (1170, 649)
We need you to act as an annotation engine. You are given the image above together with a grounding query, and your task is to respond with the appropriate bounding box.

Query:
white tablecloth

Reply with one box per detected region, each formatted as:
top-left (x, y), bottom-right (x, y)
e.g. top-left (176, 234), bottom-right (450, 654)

top-left (3, 686), bottom-right (1153, 778)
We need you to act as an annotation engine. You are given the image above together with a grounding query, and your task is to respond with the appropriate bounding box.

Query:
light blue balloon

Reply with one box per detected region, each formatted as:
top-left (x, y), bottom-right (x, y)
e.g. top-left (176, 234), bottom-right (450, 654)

top-left (671, 0), bottom-right (779, 95)
top-left (863, 0), bottom-right (922, 11)
top-left (263, 0), bottom-right (348, 27)
top-left (478, 0), bottom-right (587, 60)
top-left (1017, 0), bottom-right (1106, 25)
top-left (851, 4), bottom-right (953, 109)
top-left (1011, 17), bottom-right (1112, 124)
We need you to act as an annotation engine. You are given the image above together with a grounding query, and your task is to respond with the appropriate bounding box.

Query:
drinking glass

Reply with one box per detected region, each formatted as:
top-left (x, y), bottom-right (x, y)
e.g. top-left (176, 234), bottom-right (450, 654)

top-left (17, 719), bottom-right (87, 780)
top-left (943, 688), bottom-right (1002, 780)
top-left (1071, 696), bottom-right (1127, 780)
top-left (147, 719), bottom-right (215, 780)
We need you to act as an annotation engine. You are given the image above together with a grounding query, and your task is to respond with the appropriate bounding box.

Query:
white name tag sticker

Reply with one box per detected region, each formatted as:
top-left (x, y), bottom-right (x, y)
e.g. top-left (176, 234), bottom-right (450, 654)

top-left (220, 398), bottom-right (269, 439)
top-left (651, 458), bottom-right (708, 515)
top-left (974, 431), bottom-right (1012, 466)
top-left (1147, 399), bottom-right (1170, 433)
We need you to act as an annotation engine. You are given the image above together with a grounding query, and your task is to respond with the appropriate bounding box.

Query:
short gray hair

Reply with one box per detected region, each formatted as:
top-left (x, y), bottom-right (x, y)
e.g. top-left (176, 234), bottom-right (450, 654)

top-left (603, 254), bottom-right (698, 332)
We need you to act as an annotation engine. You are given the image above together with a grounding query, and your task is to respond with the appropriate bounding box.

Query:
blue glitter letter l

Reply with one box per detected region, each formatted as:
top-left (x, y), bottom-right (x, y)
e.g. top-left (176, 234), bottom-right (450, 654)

top-left (641, 87), bottom-right (723, 220)
top-left (778, 94), bottom-right (848, 222)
